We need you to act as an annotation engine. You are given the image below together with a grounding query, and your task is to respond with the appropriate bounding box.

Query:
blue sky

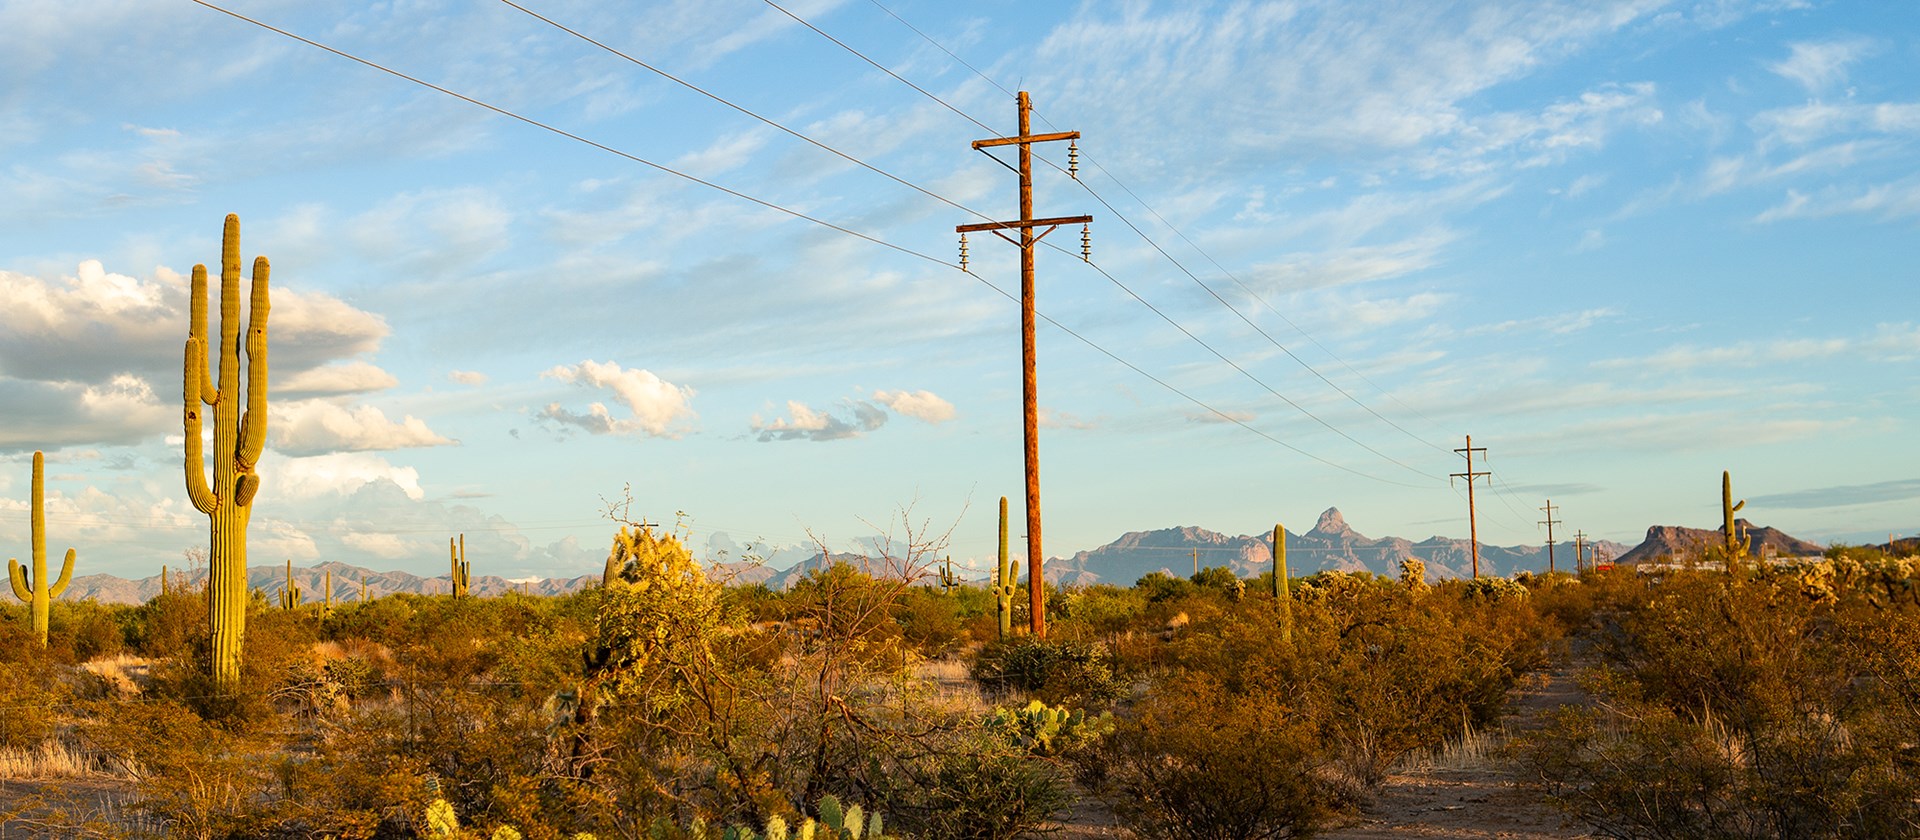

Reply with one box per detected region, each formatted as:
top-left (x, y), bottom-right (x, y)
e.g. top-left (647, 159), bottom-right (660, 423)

top-left (1, 0), bottom-right (1915, 581)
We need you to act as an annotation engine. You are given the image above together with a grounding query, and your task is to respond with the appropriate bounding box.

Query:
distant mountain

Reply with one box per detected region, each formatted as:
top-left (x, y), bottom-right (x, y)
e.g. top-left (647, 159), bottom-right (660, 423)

top-left (1044, 507), bottom-right (1629, 585)
top-left (60, 560), bottom-right (599, 605)
top-left (1616, 519), bottom-right (1823, 565)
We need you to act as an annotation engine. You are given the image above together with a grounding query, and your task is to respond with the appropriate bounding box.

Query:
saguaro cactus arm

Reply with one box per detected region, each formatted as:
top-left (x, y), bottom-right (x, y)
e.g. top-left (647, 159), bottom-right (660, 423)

top-left (7, 560), bottom-right (27, 602)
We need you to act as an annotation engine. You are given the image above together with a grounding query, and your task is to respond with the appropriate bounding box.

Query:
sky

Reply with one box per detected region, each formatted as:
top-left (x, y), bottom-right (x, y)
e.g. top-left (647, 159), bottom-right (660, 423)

top-left (1, 0), bottom-right (1916, 582)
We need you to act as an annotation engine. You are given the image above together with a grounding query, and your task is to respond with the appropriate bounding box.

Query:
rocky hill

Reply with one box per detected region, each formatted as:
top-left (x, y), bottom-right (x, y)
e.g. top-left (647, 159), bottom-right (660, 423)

top-left (1043, 507), bottom-right (1629, 585)
top-left (1615, 519), bottom-right (1823, 565)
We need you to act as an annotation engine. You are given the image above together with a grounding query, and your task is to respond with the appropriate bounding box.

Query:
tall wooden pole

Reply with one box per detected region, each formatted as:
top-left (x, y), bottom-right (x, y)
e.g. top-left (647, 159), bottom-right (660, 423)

top-left (1451, 435), bottom-right (1489, 578)
top-left (1538, 499), bottom-right (1561, 573)
top-left (957, 92), bottom-right (1090, 640)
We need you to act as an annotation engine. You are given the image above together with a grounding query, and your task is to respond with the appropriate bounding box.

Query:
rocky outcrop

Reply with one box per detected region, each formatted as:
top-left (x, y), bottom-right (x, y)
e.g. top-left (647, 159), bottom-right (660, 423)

top-left (1616, 519), bottom-right (1823, 565)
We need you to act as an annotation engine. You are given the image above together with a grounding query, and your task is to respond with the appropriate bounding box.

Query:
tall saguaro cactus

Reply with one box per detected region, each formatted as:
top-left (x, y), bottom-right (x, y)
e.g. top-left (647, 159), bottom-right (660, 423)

top-left (992, 496), bottom-right (1016, 640)
top-left (8, 451), bottom-right (75, 646)
top-left (184, 214), bottom-right (270, 688)
top-left (450, 534), bottom-right (470, 598)
top-left (279, 558), bottom-right (302, 610)
top-left (1722, 470), bottom-right (1751, 563)
top-left (1272, 523), bottom-right (1291, 644)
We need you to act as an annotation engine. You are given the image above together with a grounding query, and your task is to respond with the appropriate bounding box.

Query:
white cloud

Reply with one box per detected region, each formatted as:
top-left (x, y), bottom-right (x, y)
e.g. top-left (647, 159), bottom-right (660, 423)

top-left (448, 370), bottom-right (488, 386)
top-left (1754, 176), bottom-right (1920, 223)
top-left (1467, 307), bottom-right (1616, 337)
top-left (277, 361), bottom-right (399, 397)
top-left (1038, 408), bottom-right (1097, 431)
top-left (263, 452), bottom-right (425, 502)
top-left (1590, 325), bottom-right (1920, 373)
top-left (871, 389), bottom-right (956, 424)
top-left (541, 360), bottom-right (696, 438)
top-left (751, 399), bottom-right (886, 442)
top-left (1769, 38), bottom-right (1878, 93)
top-left (270, 400), bottom-right (455, 456)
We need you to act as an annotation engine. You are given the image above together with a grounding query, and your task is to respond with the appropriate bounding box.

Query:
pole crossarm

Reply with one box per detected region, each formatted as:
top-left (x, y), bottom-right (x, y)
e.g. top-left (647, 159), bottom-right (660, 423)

top-left (956, 214), bottom-right (1094, 234)
top-left (972, 130), bottom-right (1080, 149)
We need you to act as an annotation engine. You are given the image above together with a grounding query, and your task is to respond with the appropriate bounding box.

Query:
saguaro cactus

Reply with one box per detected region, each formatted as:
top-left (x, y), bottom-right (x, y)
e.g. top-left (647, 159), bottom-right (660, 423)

top-left (323, 568), bottom-right (334, 613)
top-left (8, 451), bottom-right (75, 646)
top-left (992, 496), bottom-right (1017, 640)
top-left (450, 534), bottom-right (470, 598)
top-left (279, 558), bottom-right (302, 609)
top-left (1722, 470), bottom-right (1751, 561)
top-left (184, 214), bottom-right (270, 689)
top-left (1272, 523), bottom-right (1291, 644)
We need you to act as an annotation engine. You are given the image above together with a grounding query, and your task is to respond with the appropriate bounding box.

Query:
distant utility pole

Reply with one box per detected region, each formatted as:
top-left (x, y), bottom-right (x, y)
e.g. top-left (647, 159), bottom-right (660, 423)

top-left (956, 91), bottom-right (1090, 641)
top-left (1451, 435), bottom-right (1490, 578)
top-left (1573, 529), bottom-right (1588, 574)
top-left (1539, 500), bottom-right (1562, 573)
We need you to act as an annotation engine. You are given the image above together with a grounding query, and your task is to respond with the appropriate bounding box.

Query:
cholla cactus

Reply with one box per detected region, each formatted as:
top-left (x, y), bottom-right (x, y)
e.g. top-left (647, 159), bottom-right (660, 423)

top-left (1796, 560), bottom-right (1838, 604)
top-left (1463, 576), bottom-right (1530, 601)
top-left (1297, 570), bottom-right (1371, 604)
top-left (1398, 557), bottom-right (1428, 593)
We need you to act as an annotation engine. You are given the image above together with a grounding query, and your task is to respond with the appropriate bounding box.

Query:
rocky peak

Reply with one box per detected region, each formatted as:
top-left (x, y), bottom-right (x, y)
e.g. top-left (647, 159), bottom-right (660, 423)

top-left (1312, 507), bottom-right (1349, 535)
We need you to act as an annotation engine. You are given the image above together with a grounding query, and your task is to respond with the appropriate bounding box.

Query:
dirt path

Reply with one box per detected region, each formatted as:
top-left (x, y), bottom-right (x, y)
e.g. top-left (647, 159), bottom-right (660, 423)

top-left (1316, 664), bottom-right (1591, 840)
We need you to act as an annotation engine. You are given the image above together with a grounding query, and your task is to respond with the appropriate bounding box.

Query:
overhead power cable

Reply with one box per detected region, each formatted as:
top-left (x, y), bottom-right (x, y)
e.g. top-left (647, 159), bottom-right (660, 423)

top-left (758, 0), bottom-right (1436, 481)
top-left (187, 0), bottom-right (1418, 487)
top-left (857, 0), bottom-right (1456, 455)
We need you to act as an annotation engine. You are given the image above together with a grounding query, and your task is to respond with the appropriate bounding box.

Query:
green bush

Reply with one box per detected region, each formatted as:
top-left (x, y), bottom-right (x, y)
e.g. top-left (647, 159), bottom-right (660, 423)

top-left (971, 636), bottom-right (1124, 707)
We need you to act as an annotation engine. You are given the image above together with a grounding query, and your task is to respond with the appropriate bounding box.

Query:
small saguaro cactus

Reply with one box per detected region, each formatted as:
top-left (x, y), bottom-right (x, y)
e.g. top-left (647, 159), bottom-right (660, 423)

top-left (937, 554), bottom-right (960, 594)
top-left (184, 214), bottom-right (271, 689)
top-left (1722, 470), bottom-right (1751, 563)
top-left (279, 558), bottom-right (302, 609)
top-left (8, 451), bottom-right (75, 646)
top-left (1272, 523), bottom-right (1291, 644)
top-left (160, 563), bottom-right (170, 597)
top-left (323, 568), bottom-right (334, 613)
top-left (450, 534), bottom-right (471, 598)
top-left (992, 496), bottom-right (1017, 640)
top-left (359, 573), bottom-right (370, 603)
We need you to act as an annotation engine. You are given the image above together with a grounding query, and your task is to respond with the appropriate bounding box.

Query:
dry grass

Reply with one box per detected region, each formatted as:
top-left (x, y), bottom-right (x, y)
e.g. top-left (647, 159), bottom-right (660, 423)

top-left (0, 740), bottom-right (108, 780)
top-left (1398, 721), bottom-right (1505, 774)
top-left (80, 654), bottom-right (153, 697)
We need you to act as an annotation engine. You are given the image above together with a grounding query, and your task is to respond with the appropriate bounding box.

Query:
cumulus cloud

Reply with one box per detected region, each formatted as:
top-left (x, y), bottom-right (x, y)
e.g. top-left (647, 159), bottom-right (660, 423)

top-left (262, 452), bottom-right (425, 502)
top-left (871, 389), bottom-right (956, 424)
top-left (0, 260), bottom-right (395, 451)
top-left (270, 399), bottom-right (455, 456)
top-left (0, 374), bottom-right (172, 452)
top-left (540, 360), bottom-right (696, 437)
top-left (752, 400), bottom-right (887, 442)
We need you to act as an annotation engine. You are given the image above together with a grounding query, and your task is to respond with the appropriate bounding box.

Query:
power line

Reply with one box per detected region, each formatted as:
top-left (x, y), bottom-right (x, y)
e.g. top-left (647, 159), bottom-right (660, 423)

top-left (177, 0), bottom-right (1427, 490)
top-left (759, 0), bottom-right (1438, 481)
top-left (860, 0), bottom-right (1454, 456)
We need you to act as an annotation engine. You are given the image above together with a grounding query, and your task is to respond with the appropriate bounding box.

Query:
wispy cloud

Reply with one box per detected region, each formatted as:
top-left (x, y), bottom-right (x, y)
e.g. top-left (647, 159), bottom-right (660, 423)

top-left (271, 399), bottom-right (455, 456)
top-left (1768, 38), bottom-right (1879, 93)
top-left (871, 389), bottom-right (956, 424)
top-left (1752, 478), bottom-right (1920, 509)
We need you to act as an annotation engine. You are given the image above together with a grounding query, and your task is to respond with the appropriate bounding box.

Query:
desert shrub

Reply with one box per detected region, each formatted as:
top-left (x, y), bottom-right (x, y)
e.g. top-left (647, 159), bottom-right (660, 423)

top-left (1082, 671), bottom-right (1338, 840)
top-left (0, 639), bottom-right (62, 750)
top-left (892, 586), bottom-right (968, 655)
top-left (971, 636), bottom-right (1124, 707)
top-left (1055, 584), bottom-right (1145, 636)
top-left (127, 585), bottom-right (209, 659)
top-left (45, 598), bottom-right (128, 662)
top-left (1134, 570), bottom-right (1194, 603)
top-left (1522, 569), bottom-right (1920, 838)
top-left (884, 732), bottom-right (1075, 840)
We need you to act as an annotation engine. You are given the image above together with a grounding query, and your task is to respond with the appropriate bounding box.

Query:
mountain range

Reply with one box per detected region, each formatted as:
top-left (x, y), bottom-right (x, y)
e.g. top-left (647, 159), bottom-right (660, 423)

top-left (55, 507), bottom-right (1843, 604)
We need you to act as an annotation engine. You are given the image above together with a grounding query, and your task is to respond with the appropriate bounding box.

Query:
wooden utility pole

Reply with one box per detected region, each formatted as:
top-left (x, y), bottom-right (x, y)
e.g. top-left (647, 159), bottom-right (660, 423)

top-left (1573, 529), bottom-right (1588, 574)
top-left (1450, 435), bottom-right (1490, 578)
top-left (957, 91), bottom-right (1090, 640)
top-left (1539, 500), bottom-right (1562, 573)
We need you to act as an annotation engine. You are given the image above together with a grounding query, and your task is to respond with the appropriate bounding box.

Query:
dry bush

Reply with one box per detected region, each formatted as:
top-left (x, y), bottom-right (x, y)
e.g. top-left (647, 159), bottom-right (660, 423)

top-left (1522, 569), bottom-right (1920, 839)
